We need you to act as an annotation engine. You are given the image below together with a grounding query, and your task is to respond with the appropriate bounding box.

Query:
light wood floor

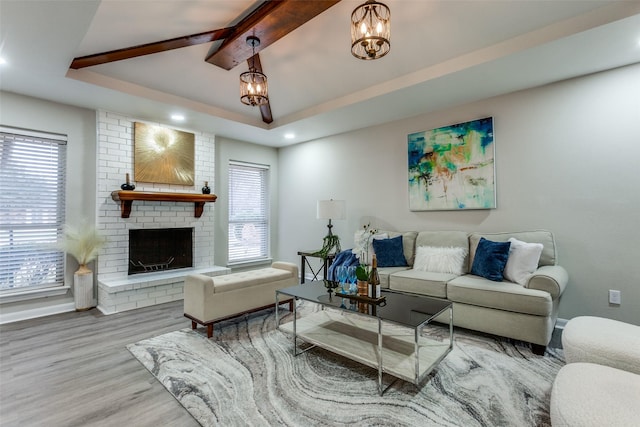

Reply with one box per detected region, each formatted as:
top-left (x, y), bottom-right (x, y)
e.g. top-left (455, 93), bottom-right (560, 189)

top-left (1, 300), bottom-right (564, 427)
top-left (0, 301), bottom-right (199, 427)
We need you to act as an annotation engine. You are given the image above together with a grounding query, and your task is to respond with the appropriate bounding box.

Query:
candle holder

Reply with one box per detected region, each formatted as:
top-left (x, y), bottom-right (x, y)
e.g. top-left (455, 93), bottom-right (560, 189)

top-left (121, 173), bottom-right (135, 191)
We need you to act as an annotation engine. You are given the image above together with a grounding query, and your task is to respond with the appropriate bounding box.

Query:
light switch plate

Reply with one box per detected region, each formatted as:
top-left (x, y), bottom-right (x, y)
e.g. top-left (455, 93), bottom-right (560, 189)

top-left (609, 290), bottom-right (621, 305)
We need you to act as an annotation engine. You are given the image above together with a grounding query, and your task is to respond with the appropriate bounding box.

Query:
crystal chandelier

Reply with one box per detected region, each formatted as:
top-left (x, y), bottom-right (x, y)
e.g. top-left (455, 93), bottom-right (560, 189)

top-left (351, 0), bottom-right (391, 60)
top-left (239, 36), bottom-right (268, 106)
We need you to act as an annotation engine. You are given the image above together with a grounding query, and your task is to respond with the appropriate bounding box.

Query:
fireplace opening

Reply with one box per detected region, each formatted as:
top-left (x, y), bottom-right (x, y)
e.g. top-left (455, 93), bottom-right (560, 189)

top-left (129, 228), bottom-right (193, 275)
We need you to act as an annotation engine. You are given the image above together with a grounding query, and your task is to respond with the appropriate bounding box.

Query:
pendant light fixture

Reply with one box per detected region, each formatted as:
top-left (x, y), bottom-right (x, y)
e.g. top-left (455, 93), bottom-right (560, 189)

top-left (351, 0), bottom-right (391, 60)
top-left (239, 36), bottom-right (268, 106)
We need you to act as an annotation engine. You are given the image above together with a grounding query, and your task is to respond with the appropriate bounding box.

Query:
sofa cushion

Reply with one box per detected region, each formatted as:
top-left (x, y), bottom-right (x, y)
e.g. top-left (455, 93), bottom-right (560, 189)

top-left (447, 274), bottom-right (552, 316)
top-left (212, 267), bottom-right (293, 293)
top-left (469, 230), bottom-right (556, 267)
top-left (377, 266), bottom-right (411, 288)
top-left (414, 245), bottom-right (467, 274)
top-left (372, 235), bottom-right (408, 267)
top-left (389, 269), bottom-right (455, 298)
top-left (470, 237), bottom-right (511, 281)
top-left (504, 237), bottom-right (544, 285)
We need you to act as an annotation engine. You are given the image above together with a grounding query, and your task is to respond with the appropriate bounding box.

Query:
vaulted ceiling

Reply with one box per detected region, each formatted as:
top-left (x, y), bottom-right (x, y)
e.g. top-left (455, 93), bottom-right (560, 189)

top-left (1, 1), bottom-right (639, 147)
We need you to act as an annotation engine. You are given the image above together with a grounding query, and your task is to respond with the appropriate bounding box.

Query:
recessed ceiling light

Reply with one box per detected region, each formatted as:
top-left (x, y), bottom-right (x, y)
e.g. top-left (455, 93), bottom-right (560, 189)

top-left (0, 57), bottom-right (7, 65)
top-left (171, 114), bottom-right (185, 121)
top-left (284, 133), bottom-right (295, 139)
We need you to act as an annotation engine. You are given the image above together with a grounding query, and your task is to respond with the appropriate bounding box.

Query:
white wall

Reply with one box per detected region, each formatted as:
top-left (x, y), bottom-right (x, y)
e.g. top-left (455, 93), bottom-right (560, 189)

top-left (0, 91), bottom-right (96, 318)
top-left (278, 63), bottom-right (640, 325)
top-left (214, 136), bottom-right (279, 270)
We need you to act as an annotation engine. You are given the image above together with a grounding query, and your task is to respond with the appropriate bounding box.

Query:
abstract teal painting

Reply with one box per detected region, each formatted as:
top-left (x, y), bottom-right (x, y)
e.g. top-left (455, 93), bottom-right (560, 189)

top-left (408, 117), bottom-right (495, 211)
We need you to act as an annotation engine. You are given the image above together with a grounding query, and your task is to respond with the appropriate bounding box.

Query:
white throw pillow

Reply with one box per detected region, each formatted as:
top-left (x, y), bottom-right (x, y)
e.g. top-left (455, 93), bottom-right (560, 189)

top-left (503, 237), bottom-right (544, 286)
top-left (413, 246), bottom-right (467, 275)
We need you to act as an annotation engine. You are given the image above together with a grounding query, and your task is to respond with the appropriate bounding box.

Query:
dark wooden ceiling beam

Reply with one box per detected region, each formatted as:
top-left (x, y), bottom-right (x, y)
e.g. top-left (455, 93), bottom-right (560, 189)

top-left (69, 0), bottom-right (342, 124)
top-left (251, 53), bottom-right (273, 124)
top-left (206, 0), bottom-right (341, 70)
top-left (70, 27), bottom-right (233, 69)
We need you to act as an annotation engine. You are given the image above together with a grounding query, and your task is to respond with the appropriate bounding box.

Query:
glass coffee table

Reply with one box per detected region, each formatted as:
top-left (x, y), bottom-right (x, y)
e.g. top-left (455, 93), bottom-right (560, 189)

top-left (276, 281), bottom-right (453, 395)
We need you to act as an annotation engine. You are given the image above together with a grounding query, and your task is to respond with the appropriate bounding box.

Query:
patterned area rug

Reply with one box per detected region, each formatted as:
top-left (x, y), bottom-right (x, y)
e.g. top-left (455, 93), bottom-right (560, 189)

top-left (127, 303), bottom-right (564, 426)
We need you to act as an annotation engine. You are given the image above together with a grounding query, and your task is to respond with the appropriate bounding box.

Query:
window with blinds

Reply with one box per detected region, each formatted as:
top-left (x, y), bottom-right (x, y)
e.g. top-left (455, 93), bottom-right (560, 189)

top-left (228, 161), bottom-right (269, 263)
top-left (0, 127), bottom-right (67, 291)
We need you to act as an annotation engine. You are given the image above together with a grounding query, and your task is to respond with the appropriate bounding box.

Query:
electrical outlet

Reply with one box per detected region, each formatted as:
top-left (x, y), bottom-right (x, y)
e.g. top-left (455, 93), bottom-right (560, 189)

top-left (609, 290), bottom-right (621, 305)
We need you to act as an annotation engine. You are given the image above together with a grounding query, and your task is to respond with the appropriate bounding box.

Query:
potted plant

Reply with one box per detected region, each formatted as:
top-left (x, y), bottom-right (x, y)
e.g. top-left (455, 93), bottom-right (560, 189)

top-left (353, 223), bottom-right (378, 294)
top-left (313, 234), bottom-right (341, 259)
top-left (58, 223), bottom-right (106, 311)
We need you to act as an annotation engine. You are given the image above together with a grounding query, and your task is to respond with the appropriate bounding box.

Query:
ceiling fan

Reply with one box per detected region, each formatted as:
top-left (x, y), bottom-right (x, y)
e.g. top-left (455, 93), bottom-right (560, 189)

top-left (70, 0), bottom-right (342, 124)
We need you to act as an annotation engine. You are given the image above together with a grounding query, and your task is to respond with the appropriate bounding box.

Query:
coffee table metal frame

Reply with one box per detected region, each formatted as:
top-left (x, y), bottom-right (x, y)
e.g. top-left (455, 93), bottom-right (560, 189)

top-left (276, 281), bottom-right (453, 395)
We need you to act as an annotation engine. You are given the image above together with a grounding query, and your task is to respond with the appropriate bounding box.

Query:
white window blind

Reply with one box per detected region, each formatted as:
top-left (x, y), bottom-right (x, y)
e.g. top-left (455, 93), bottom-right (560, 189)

top-left (228, 161), bottom-right (269, 263)
top-left (0, 127), bottom-right (67, 291)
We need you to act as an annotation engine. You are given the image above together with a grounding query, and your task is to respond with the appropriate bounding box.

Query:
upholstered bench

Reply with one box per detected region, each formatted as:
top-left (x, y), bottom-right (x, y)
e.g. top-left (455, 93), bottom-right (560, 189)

top-left (562, 316), bottom-right (640, 375)
top-left (184, 261), bottom-right (298, 338)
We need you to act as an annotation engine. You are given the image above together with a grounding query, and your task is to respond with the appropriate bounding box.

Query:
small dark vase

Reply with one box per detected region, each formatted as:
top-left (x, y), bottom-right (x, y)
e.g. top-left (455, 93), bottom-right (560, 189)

top-left (202, 181), bottom-right (211, 194)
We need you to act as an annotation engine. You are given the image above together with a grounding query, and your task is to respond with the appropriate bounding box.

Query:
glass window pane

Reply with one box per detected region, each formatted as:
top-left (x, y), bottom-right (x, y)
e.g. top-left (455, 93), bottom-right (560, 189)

top-left (228, 162), bottom-right (269, 263)
top-left (0, 129), bottom-right (66, 291)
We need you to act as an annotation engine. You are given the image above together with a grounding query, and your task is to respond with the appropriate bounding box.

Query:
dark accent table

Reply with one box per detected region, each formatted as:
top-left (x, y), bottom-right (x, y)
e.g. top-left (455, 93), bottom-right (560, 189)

top-left (297, 250), bottom-right (336, 284)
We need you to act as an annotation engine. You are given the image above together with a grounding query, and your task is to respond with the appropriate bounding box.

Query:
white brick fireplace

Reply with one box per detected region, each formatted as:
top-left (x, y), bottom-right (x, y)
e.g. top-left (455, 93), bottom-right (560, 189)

top-left (95, 111), bottom-right (228, 314)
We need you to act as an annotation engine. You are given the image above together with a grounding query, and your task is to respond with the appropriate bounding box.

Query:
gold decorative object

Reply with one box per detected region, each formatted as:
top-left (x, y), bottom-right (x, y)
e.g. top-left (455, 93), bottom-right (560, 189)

top-left (134, 122), bottom-right (195, 185)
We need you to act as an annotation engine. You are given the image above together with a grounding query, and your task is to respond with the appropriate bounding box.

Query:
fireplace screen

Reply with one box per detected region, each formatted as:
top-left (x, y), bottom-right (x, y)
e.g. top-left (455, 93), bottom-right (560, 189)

top-left (129, 228), bottom-right (193, 275)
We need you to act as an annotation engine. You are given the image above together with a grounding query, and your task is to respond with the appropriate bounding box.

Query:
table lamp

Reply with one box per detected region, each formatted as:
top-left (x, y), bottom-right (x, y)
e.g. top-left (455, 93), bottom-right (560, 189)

top-left (317, 199), bottom-right (346, 237)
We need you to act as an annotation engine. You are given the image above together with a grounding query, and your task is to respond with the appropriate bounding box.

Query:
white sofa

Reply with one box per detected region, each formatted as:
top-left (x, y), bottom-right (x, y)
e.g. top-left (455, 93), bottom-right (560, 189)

top-left (371, 230), bottom-right (568, 354)
top-left (184, 261), bottom-right (298, 338)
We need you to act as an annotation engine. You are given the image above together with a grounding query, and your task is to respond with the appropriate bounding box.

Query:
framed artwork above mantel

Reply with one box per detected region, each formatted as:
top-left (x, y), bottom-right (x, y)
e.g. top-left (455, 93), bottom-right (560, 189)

top-left (407, 117), bottom-right (496, 211)
top-left (134, 122), bottom-right (195, 186)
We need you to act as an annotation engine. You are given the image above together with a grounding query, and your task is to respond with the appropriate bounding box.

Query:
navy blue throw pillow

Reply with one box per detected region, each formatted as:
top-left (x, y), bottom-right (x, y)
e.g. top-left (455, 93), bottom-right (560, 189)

top-left (471, 237), bottom-right (511, 281)
top-left (372, 235), bottom-right (408, 267)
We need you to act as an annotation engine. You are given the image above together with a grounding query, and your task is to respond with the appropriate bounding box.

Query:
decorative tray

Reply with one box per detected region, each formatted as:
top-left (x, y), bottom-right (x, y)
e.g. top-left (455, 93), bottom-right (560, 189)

top-left (334, 292), bottom-right (386, 305)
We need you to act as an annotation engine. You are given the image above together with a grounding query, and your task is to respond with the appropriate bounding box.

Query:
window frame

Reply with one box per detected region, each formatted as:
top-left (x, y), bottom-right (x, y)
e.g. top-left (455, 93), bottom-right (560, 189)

top-left (227, 160), bottom-right (270, 265)
top-left (0, 126), bottom-right (67, 293)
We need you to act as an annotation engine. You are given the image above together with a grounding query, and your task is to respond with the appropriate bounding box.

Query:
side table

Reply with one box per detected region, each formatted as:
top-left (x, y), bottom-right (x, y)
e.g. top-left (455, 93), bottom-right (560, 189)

top-left (297, 250), bottom-right (336, 284)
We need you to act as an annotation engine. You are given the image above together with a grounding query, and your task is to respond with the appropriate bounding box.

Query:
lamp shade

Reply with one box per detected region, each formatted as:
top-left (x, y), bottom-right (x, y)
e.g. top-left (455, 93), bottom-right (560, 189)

top-left (317, 200), bottom-right (346, 220)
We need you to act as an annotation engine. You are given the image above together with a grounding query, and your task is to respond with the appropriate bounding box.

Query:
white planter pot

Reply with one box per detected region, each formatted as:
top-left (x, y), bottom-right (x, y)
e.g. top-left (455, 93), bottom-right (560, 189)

top-left (74, 265), bottom-right (94, 311)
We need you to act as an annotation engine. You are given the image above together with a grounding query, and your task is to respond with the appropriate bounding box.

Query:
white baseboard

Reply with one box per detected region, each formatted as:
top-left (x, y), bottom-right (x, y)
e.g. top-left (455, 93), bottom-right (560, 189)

top-left (96, 304), bottom-right (115, 316)
top-left (0, 302), bottom-right (76, 325)
top-left (555, 318), bottom-right (568, 330)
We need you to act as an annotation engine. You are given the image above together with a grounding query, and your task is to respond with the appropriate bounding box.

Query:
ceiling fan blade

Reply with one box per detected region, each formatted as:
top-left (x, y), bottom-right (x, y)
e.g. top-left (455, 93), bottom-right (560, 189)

top-left (206, 0), bottom-right (341, 70)
top-left (251, 53), bottom-right (273, 124)
top-left (70, 27), bottom-right (233, 69)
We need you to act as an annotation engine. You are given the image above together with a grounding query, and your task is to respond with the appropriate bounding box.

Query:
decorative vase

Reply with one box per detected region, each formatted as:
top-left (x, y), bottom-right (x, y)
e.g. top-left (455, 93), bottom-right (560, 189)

top-left (202, 181), bottom-right (211, 194)
top-left (357, 279), bottom-right (368, 296)
top-left (74, 264), bottom-right (94, 311)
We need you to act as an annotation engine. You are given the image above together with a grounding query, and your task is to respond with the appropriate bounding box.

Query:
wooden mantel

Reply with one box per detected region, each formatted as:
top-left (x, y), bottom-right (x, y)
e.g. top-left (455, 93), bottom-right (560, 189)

top-left (111, 190), bottom-right (217, 218)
